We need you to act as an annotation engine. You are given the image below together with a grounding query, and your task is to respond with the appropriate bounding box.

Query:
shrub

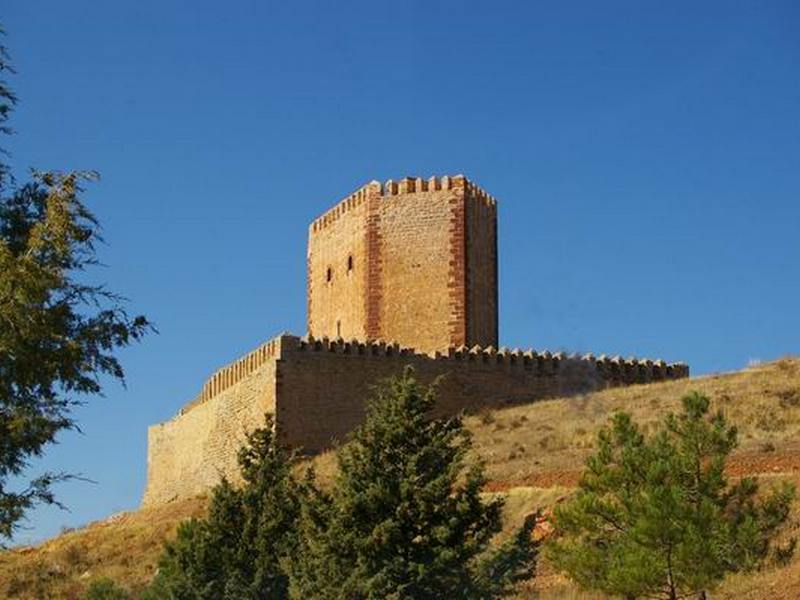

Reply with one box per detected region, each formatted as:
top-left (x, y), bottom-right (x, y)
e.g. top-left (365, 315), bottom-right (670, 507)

top-left (82, 578), bottom-right (129, 600)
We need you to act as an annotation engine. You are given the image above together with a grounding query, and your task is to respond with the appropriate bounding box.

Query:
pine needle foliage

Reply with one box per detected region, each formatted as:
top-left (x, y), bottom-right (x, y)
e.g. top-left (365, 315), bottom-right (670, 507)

top-left (290, 367), bottom-right (538, 599)
top-left (546, 391), bottom-right (795, 600)
top-left (145, 415), bottom-right (301, 600)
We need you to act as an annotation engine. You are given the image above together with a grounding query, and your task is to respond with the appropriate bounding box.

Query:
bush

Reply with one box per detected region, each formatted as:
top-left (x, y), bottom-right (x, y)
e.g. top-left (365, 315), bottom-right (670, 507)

top-left (82, 578), bottom-right (129, 600)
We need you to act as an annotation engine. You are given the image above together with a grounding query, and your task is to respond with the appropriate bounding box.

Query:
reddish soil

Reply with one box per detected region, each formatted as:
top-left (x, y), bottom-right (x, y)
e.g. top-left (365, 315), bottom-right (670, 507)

top-left (485, 446), bottom-right (800, 493)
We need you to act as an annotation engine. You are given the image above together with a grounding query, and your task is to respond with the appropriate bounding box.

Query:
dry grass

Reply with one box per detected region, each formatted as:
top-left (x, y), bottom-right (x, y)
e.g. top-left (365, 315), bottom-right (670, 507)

top-left (0, 496), bottom-right (207, 599)
top-left (1, 357), bottom-right (799, 598)
top-left (467, 357), bottom-right (800, 486)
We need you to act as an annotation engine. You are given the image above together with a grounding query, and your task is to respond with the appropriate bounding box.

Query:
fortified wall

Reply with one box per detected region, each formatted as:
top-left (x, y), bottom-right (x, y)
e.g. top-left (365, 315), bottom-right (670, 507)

top-left (143, 175), bottom-right (689, 506)
top-left (144, 334), bottom-right (688, 505)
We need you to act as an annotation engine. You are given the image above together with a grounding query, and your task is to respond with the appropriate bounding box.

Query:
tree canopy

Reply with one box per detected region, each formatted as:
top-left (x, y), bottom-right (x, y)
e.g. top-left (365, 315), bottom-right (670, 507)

top-left (0, 26), bottom-right (150, 540)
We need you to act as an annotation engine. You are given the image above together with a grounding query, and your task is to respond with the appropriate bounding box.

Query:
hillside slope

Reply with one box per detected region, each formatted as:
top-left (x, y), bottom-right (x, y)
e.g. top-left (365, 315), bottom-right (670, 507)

top-left (2, 358), bottom-right (799, 599)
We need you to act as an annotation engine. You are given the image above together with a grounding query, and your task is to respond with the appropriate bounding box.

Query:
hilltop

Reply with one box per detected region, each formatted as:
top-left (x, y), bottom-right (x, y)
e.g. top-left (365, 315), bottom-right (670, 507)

top-left (2, 358), bottom-right (799, 599)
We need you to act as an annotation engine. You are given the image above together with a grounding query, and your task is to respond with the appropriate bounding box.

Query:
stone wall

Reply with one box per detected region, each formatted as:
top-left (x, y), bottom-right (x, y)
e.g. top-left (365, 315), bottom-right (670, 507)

top-left (275, 335), bottom-right (688, 453)
top-left (306, 176), bottom-right (499, 355)
top-left (378, 180), bottom-right (457, 353)
top-left (142, 344), bottom-right (279, 506)
top-left (143, 334), bottom-right (689, 505)
top-left (465, 182), bottom-right (499, 347)
top-left (307, 189), bottom-right (370, 342)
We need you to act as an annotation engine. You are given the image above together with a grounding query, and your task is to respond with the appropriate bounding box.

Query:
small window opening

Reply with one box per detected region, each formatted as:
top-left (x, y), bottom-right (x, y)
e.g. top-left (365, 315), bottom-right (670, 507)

top-left (347, 255), bottom-right (354, 272)
top-left (336, 320), bottom-right (341, 338)
top-left (326, 267), bottom-right (332, 282)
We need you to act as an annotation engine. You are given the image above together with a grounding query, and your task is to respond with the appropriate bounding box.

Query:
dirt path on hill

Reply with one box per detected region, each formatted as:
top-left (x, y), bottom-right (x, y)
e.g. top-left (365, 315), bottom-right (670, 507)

top-left (485, 446), bottom-right (800, 492)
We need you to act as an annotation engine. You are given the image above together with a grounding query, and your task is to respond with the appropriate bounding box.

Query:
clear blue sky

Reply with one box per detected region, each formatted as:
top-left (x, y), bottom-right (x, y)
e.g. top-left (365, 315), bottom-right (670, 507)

top-left (3, 1), bottom-right (798, 544)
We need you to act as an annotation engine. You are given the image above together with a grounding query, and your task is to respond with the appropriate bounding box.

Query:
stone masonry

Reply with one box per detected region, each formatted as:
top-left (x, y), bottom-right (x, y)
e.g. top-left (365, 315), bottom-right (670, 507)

top-left (307, 175), bottom-right (498, 354)
top-left (143, 175), bottom-right (689, 506)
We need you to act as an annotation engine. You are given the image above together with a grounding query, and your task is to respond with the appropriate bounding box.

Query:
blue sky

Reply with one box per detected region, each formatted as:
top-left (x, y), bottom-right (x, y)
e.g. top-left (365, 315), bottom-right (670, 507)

top-left (3, 1), bottom-right (799, 544)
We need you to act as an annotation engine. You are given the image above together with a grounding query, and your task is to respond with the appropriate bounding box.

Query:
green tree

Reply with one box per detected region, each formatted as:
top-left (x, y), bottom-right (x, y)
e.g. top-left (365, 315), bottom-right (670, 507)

top-left (545, 392), bottom-right (795, 599)
top-left (146, 415), bottom-right (301, 599)
top-left (290, 368), bottom-right (538, 599)
top-left (0, 28), bottom-right (150, 541)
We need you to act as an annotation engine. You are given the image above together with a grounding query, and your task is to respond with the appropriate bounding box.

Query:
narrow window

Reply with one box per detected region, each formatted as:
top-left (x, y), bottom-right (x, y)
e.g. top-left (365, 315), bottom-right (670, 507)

top-left (326, 267), bottom-right (332, 282)
top-left (347, 255), bottom-right (354, 273)
top-left (336, 320), bottom-right (341, 338)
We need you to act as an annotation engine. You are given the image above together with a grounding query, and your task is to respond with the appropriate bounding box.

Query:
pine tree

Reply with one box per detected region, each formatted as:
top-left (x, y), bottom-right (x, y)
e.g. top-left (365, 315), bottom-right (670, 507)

top-left (290, 368), bottom-right (538, 599)
top-left (545, 392), bottom-right (795, 599)
top-left (146, 415), bottom-right (300, 599)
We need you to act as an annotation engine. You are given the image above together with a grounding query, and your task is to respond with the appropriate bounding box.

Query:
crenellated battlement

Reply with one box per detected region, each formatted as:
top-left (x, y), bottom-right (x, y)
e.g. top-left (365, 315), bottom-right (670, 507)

top-left (175, 334), bottom-right (689, 420)
top-left (309, 175), bottom-right (496, 234)
top-left (292, 335), bottom-right (688, 384)
top-left (178, 336), bottom-right (285, 415)
top-left (309, 181), bottom-right (374, 234)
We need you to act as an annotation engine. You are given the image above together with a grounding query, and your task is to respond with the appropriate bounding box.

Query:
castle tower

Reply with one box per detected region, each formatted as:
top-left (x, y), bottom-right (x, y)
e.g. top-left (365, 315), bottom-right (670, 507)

top-left (144, 175), bottom-right (689, 505)
top-left (307, 175), bottom-right (498, 354)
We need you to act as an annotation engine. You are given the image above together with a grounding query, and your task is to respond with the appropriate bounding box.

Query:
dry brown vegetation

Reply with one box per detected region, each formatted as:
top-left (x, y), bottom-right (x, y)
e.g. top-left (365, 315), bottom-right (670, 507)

top-left (0, 496), bottom-right (207, 599)
top-left (2, 358), bottom-right (799, 599)
top-left (471, 356), bottom-right (800, 488)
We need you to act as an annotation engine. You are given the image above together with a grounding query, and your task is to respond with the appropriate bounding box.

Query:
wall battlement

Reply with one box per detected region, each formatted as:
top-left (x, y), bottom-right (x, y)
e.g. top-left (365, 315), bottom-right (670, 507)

top-left (174, 333), bottom-right (689, 421)
top-left (293, 335), bottom-right (687, 383)
top-left (178, 336), bottom-right (284, 415)
top-left (310, 175), bottom-right (497, 234)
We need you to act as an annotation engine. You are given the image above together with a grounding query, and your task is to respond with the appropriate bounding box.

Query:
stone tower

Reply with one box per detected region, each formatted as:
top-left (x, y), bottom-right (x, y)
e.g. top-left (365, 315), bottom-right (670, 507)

top-left (306, 175), bottom-right (498, 355)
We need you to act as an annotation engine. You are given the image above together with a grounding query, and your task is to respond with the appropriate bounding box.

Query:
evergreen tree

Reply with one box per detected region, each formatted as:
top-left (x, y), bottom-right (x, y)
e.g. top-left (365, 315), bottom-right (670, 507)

top-left (290, 368), bottom-right (538, 599)
top-left (146, 415), bottom-right (300, 599)
top-left (545, 392), bottom-right (795, 599)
